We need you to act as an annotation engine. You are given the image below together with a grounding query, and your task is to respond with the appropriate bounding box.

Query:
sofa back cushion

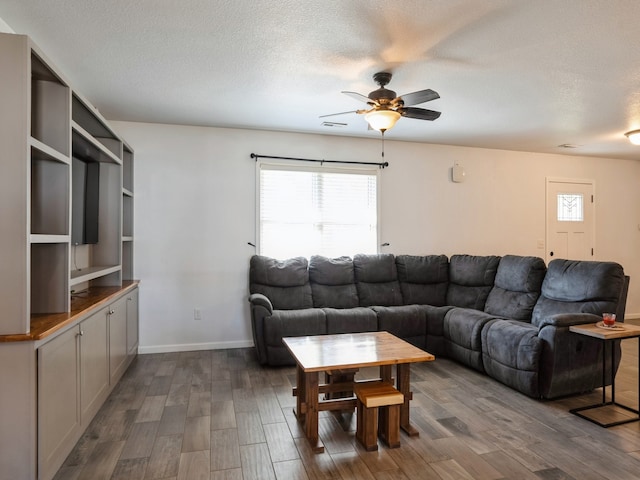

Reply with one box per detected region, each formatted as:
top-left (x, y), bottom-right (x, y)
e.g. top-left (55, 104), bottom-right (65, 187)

top-left (354, 254), bottom-right (403, 306)
top-left (531, 259), bottom-right (625, 327)
top-left (484, 255), bottom-right (546, 321)
top-left (396, 254), bottom-right (449, 306)
top-left (249, 255), bottom-right (313, 310)
top-left (446, 254), bottom-right (501, 310)
top-left (309, 255), bottom-right (359, 308)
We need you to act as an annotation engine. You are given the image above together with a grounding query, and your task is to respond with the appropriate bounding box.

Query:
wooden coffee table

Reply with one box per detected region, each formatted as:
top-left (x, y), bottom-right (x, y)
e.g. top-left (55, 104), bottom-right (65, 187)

top-left (569, 322), bottom-right (640, 427)
top-left (282, 331), bottom-right (435, 453)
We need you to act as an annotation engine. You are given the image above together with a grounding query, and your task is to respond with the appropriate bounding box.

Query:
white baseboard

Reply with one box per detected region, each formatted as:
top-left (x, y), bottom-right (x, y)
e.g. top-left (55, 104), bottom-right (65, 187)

top-left (138, 340), bottom-right (254, 355)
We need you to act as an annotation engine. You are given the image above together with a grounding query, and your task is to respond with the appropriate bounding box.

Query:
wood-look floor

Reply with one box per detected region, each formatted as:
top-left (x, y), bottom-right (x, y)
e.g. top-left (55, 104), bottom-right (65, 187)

top-left (54, 334), bottom-right (640, 480)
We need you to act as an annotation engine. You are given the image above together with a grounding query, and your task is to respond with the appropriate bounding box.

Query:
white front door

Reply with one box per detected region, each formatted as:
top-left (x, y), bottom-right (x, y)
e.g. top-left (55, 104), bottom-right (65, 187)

top-left (546, 178), bottom-right (595, 263)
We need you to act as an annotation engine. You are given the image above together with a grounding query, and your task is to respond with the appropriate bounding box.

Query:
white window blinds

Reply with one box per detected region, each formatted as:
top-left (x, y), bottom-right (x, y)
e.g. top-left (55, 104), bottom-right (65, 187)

top-left (258, 164), bottom-right (379, 259)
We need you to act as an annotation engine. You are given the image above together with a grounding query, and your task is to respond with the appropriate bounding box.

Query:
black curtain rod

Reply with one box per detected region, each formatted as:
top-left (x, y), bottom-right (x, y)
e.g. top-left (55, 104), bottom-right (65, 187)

top-left (250, 153), bottom-right (388, 169)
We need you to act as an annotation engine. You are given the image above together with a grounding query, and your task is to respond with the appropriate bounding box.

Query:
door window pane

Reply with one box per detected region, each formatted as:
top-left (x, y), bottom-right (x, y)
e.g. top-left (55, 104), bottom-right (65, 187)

top-left (557, 193), bottom-right (584, 222)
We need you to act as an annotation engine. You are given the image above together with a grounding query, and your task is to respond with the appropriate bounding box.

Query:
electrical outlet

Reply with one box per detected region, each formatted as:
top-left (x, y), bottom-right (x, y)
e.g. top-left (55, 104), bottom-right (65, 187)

top-left (194, 308), bottom-right (202, 321)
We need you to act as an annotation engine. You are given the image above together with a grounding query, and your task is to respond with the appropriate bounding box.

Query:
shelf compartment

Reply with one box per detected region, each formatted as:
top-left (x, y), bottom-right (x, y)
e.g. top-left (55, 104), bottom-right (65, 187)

top-left (123, 145), bottom-right (133, 192)
top-left (70, 265), bottom-right (121, 287)
top-left (31, 243), bottom-right (69, 314)
top-left (72, 123), bottom-right (121, 165)
top-left (31, 52), bottom-right (70, 157)
top-left (93, 163), bottom-right (123, 267)
top-left (122, 241), bottom-right (133, 281)
top-left (122, 194), bottom-right (133, 238)
top-left (31, 154), bottom-right (69, 236)
top-left (72, 94), bottom-right (122, 159)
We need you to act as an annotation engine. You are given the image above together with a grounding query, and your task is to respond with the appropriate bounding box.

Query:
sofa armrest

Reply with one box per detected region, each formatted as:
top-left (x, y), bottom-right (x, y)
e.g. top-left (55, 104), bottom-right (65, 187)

top-left (248, 293), bottom-right (273, 365)
top-left (249, 293), bottom-right (273, 314)
top-left (536, 312), bottom-right (618, 398)
top-left (537, 312), bottom-right (601, 329)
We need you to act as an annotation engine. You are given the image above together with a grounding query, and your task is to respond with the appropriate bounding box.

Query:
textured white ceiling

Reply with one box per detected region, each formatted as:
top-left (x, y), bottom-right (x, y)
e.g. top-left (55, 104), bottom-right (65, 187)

top-left (2, 0), bottom-right (640, 160)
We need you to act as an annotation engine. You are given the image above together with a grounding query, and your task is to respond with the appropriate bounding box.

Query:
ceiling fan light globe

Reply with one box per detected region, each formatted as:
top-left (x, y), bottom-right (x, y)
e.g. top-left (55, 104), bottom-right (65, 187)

top-left (365, 110), bottom-right (401, 132)
top-left (625, 129), bottom-right (640, 145)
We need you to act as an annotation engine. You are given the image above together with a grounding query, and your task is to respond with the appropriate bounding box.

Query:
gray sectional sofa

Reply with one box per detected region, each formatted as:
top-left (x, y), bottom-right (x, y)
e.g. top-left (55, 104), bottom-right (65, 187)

top-left (248, 253), bottom-right (629, 399)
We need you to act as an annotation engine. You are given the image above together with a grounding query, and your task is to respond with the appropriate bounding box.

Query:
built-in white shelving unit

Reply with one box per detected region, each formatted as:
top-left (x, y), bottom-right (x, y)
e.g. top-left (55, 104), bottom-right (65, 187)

top-left (0, 32), bottom-right (135, 332)
top-left (0, 32), bottom-right (137, 480)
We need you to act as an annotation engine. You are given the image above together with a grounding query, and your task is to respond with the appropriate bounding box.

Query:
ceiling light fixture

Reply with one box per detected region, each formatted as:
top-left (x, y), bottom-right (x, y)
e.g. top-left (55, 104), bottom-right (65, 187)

top-left (365, 109), bottom-right (401, 133)
top-left (625, 129), bottom-right (640, 145)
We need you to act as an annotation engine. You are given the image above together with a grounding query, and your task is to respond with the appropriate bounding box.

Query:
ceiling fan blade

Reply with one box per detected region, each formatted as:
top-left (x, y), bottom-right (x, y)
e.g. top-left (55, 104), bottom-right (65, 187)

top-left (398, 88), bottom-right (440, 106)
top-left (319, 110), bottom-right (359, 118)
top-left (401, 107), bottom-right (441, 121)
top-left (342, 91), bottom-right (378, 105)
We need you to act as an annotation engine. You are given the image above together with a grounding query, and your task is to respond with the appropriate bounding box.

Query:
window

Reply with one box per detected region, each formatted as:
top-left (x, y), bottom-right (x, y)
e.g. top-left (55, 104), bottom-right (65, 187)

top-left (258, 163), bottom-right (379, 259)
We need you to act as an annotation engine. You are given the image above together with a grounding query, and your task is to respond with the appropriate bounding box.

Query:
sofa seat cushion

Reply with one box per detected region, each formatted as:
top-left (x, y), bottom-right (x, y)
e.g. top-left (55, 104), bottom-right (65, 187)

top-left (263, 308), bottom-right (326, 365)
top-left (485, 255), bottom-right (546, 321)
top-left (309, 255), bottom-right (359, 308)
top-left (324, 307), bottom-right (378, 334)
top-left (481, 319), bottom-right (543, 397)
top-left (443, 308), bottom-right (498, 372)
top-left (354, 254), bottom-right (403, 306)
top-left (373, 305), bottom-right (427, 349)
top-left (396, 254), bottom-right (449, 306)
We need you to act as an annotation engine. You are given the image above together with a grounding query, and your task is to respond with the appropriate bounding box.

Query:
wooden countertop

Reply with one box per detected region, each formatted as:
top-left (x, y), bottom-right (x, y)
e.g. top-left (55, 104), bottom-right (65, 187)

top-left (0, 281), bottom-right (139, 343)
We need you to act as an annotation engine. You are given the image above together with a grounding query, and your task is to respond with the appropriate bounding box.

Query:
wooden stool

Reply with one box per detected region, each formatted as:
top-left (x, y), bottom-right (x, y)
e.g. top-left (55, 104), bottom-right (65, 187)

top-left (354, 381), bottom-right (404, 451)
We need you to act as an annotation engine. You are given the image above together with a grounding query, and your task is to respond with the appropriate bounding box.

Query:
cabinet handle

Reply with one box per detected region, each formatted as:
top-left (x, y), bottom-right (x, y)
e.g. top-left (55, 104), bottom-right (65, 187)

top-left (109, 309), bottom-right (115, 315)
top-left (77, 330), bottom-right (84, 337)
top-left (127, 297), bottom-right (132, 301)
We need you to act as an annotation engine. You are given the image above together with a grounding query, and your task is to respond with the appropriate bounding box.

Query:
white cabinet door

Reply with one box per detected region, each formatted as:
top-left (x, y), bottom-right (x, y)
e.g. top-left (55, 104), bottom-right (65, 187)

top-left (109, 295), bottom-right (128, 384)
top-left (38, 326), bottom-right (80, 480)
top-left (80, 308), bottom-right (109, 423)
top-left (126, 287), bottom-right (139, 357)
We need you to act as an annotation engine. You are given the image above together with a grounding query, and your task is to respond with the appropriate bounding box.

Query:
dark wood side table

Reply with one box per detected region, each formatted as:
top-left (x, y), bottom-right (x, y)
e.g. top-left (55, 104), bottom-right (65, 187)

top-left (569, 322), bottom-right (640, 427)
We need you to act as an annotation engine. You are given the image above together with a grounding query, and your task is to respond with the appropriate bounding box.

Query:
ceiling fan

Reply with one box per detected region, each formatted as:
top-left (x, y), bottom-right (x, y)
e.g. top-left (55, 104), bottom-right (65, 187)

top-left (321, 71), bottom-right (441, 134)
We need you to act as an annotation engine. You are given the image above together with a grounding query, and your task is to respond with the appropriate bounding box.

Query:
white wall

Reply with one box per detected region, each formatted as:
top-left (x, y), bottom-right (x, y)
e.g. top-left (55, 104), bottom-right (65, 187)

top-left (112, 121), bottom-right (640, 353)
top-left (0, 17), bottom-right (14, 33)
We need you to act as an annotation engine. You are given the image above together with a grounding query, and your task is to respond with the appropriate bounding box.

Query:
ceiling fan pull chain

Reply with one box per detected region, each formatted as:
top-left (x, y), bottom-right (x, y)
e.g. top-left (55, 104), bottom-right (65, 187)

top-left (381, 130), bottom-right (385, 158)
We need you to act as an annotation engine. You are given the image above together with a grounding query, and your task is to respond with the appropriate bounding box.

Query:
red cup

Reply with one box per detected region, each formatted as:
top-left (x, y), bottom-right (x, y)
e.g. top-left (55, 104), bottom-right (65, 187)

top-left (602, 313), bottom-right (616, 327)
